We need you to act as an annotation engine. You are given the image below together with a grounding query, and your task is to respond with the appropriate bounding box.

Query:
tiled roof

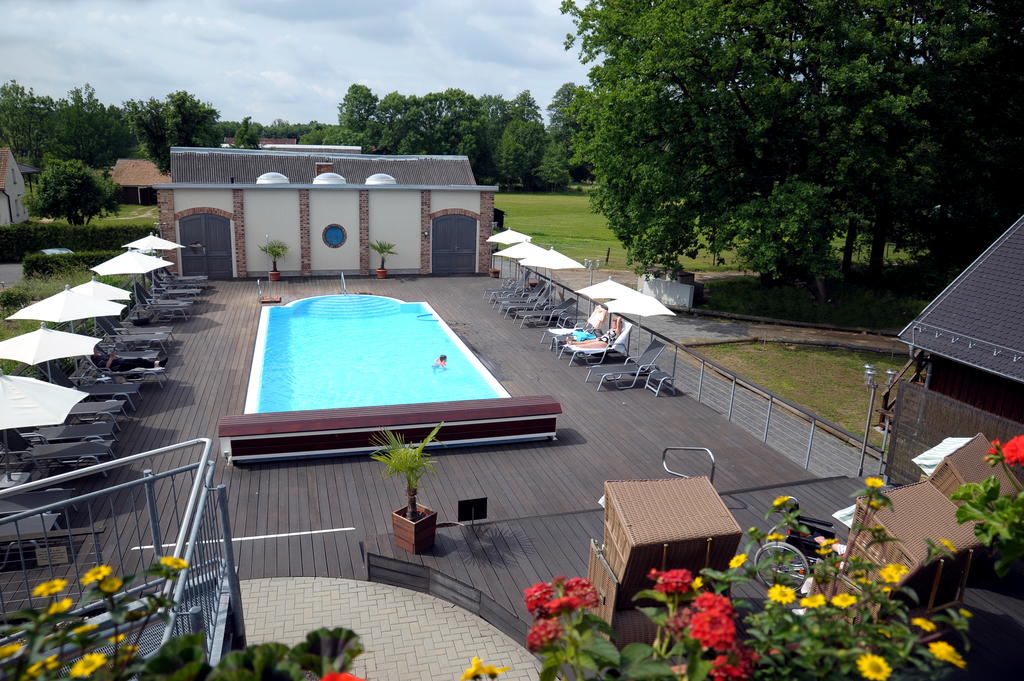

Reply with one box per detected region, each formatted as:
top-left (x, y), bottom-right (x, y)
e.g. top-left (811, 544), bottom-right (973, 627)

top-left (898, 214), bottom-right (1024, 384)
top-left (169, 148), bottom-right (477, 186)
top-left (111, 159), bottom-right (170, 186)
top-left (0, 148), bottom-right (10, 189)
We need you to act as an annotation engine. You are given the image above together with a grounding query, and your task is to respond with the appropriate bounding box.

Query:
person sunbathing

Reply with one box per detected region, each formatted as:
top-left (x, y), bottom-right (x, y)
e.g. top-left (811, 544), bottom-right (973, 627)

top-left (91, 346), bottom-right (162, 371)
top-left (565, 317), bottom-right (622, 348)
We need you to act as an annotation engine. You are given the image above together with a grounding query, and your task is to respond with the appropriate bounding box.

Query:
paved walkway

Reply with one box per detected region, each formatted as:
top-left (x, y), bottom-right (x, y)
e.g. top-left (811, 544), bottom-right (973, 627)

top-left (242, 578), bottom-right (539, 681)
top-left (0, 262), bottom-right (22, 287)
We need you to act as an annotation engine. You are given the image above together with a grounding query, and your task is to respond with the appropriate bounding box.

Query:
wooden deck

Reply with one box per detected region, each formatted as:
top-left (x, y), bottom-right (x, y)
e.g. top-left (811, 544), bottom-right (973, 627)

top-left (15, 275), bottom-right (1019, 675)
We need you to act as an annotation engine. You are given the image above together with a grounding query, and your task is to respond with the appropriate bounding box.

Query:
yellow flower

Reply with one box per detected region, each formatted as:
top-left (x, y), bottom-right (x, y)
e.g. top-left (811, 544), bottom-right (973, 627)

top-left (47, 598), bottom-right (73, 615)
top-left (32, 578), bottom-right (68, 597)
top-left (879, 563), bottom-right (909, 584)
top-left (819, 538), bottom-right (837, 546)
top-left (481, 664), bottom-right (510, 678)
top-left (868, 500), bottom-right (882, 509)
top-left (159, 555), bottom-right (189, 570)
top-left (911, 617), bottom-right (937, 632)
top-left (462, 656), bottom-right (510, 680)
top-left (692, 576), bottom-right (703, 589)
top-left (938, 538), bottom-right (955, 552)
top-left (0, 642), bottom-right (23, 659)
top-left (72, 623), bottom-right (99, 636)
top-left (865, 477), bottom-right (884, 488)
top-left (27, 655), bottom-right (60, 678)
top-left (765, 532), bottom-right (785, 541)
top-left (82, 565), bottom-right (112, 585)
top-left (729, 553), bottom-right (747, 569)
top-left (958, 608), bottom-right (972, 619)
top-left (831, 593), bottom-right (858, 608)
top-left (70, 652), bottom-right (107, 678)
top-left (877, 627), bottom-right (892, 638)
top-left (767, 584), bottom-right (796, 605)
top-left (98, 576), bottom-right (124, 594)
top-left (816, 547), bottom-right (835, 555)
top-left (856, 653), bottom-right (892, 681)
top-left (119, 645), bottom-right (139, 657)
top-left (109, 633), bottom-right (126, 643)
top-left (928, 641), bottom-right (966, 668)
top-left (800, 594), bottom-right (826, 609)
top-left (772, 496), bottom-right (791, 507)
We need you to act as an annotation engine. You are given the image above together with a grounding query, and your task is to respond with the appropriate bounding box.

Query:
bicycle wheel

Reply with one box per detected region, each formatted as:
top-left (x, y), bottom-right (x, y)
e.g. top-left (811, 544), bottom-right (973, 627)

top-left (754, 542), bottom-right (810, 587)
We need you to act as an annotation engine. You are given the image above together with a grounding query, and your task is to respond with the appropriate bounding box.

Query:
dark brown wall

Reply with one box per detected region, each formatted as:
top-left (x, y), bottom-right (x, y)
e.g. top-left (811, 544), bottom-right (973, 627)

top-left (928, 355), bottom-right (1024, 423)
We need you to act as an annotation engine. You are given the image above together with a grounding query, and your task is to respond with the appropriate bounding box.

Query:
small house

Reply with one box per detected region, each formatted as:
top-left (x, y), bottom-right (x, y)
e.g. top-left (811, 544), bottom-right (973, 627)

top-left (111, 159), bottom-right (171, 205)
top-left (0, 148), bottom-right (29, 225)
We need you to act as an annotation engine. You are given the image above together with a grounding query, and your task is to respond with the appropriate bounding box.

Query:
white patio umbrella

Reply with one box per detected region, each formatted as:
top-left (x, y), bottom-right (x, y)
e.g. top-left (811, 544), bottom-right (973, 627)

top-left (91, 250), bottom-right (173, 276)
top-left (70, 276), bottom-right (131, 301)
top-left (486, 229), bottom-right (532, 245)
top-left (517, 248), bottom-right (585, 293)
top-left (0, 323), bottom-right (100, 366)
top-left (7, 286), bottom-right (126, 323)
top-left (493, 241), bottom-right (547, 260)
top-left (576, 276), bottom-right (638, 301)
top-left (123, 233), bottom-right (183, 251)
top-left (604, 291), bottom-right (676, 355)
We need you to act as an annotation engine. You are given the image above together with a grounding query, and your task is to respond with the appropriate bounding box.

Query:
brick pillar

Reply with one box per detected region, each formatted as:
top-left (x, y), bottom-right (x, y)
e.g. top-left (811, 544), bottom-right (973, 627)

top-left (420, 190), bottom-right (432, 274)
top-left (232, 189), bottom-right (247, 278)
top-left (298, 189), bottom-right (311, 276)
top-left (478, 191), bottom-right (495, 273)
top-left (358, 190), bottom-right (370, 275)
top-left (156, 189), bottom-right (178, 274)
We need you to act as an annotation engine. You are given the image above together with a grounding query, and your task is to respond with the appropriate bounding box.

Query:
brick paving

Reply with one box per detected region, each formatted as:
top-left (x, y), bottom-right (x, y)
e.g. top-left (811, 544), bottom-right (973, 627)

top-left (242, 578), bottom-right (539, 681)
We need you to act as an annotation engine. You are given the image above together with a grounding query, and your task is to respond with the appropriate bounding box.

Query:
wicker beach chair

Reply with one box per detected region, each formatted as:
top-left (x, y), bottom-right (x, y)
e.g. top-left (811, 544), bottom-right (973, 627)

top-left (927, 432), bottom-right (1021, 500)
top-left (587, 478), bottom-right (742, 645)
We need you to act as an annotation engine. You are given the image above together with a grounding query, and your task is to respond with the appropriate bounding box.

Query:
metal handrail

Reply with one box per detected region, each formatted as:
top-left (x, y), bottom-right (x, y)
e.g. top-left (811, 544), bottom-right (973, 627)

top-left (662, 446), bottom-right (716, 483)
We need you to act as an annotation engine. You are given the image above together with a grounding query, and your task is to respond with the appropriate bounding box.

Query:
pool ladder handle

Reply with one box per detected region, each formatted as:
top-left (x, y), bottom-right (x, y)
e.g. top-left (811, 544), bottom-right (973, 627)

top-left (662, 446), bottom-right (716, 484)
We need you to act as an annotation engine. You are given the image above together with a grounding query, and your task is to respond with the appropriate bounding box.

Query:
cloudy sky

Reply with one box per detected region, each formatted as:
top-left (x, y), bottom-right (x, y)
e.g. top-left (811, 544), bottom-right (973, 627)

top-left (1, 0), bottom-right (593, 123)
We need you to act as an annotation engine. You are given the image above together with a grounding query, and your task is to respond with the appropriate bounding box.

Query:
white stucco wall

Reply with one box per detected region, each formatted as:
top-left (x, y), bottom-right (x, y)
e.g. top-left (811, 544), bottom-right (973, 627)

top-left (244, 189), bottom-right (301, 274)
top-left (368, 190), bottom-right (421, 271)
top-left (1, 158), bottom-right (27, 225)
top-left (309, 190), bottom-right (361, 271)
top-left (173, 189), bottom-right (233, 214)
top-left (430, 190), bottom-right (482, 216)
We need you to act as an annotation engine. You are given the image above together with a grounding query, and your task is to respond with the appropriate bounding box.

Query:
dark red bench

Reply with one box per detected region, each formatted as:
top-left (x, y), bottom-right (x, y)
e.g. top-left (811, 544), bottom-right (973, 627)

top-left (218, 395), bottom-right (561, 463)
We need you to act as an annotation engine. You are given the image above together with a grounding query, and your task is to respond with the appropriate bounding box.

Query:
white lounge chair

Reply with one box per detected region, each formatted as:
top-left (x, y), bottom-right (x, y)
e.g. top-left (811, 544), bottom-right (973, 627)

top-left (560, 322), bottom-right (633, 365)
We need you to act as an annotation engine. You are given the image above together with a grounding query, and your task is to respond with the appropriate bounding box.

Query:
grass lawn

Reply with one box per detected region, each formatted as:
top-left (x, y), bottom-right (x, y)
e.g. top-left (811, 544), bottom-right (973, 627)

top-left (93, 204), bottom-right (158, 225)
top-left (697, 342), bottom-right (906, 446)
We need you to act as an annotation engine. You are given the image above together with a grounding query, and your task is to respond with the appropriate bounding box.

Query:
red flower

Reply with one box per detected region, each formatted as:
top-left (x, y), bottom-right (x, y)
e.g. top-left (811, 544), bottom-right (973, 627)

top-left (690, 609), bottom-right (736, 652)
top-left (663, 607), bottom-right (692, 641)
top-left (988, 439), bottom-right (1002, 456)
top-left (544, 595), bottom-right (584, 616)
top-left (649, 568), bottom-right (694, 594)
top-left (694, 592), bottom-right (733, 616)
top-left (1001, 435), bottom-right (1024, 467)
top-left (564, 577), bottom-right (599, 609)
top-left (709, 644), bottom-right (759, 681)
top-left (527, 618), bottom-right (564, 651)
top-left (523, 582), bottom-right (554, 617)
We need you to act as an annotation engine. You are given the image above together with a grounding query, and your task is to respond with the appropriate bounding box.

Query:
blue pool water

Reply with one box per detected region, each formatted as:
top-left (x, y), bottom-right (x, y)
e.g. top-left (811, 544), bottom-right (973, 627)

top-left (246, 295), bottom-right (508, 413)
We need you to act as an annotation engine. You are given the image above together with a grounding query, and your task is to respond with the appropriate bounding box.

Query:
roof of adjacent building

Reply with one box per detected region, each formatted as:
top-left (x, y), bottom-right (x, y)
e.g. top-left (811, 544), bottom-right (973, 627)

top-left (169, 147), bottom-right (477, 186)
top-left (111, 159), bottom-right (171, 187)
top-left (898, 214), bottom-right (1024, 384)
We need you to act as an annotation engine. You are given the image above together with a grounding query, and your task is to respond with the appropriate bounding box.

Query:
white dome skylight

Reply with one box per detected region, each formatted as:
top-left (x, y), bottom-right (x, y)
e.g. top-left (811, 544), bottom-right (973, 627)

top-left (256, 171), bottom-right (289, 184)
top-left (365, 173), bottom-right (397, 185)
top-left (313, 172), bottom-right (347, 184)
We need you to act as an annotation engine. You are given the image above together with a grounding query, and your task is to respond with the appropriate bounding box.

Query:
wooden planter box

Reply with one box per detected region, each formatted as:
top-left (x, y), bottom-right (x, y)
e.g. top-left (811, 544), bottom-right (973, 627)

top-left (392, 504), bottom-right (437, 554)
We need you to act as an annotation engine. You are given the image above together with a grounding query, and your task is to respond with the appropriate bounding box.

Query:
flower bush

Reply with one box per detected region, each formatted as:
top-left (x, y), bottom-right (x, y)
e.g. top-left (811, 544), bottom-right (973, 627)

top-left (522, 479), bottom-right (975, 681)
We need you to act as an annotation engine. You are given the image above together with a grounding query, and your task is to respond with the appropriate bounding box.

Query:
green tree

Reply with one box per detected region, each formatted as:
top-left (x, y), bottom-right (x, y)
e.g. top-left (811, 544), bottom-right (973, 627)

top-left (507, 90), bottom-right (542, 123)
top-left (123, 91), bottom-right (220, 172)
top-left (50, 84), bottom-right (134, 167)
top-left (26, 159), bottom-right (118, 225)
top-left (476, 94), bottom-right (511, 184)
top-left (232, 116), bottom-right (261, 148)
top-left (496, 119), bottom-right (546, 189)
top-left (537, 137), bottom-right (571, 190)
top-left (0, 80), bottom-right (56, 166)
top-left (547, 82), bottom-right (590, 182)
top-left (337, 84), bottom-right (380, 150)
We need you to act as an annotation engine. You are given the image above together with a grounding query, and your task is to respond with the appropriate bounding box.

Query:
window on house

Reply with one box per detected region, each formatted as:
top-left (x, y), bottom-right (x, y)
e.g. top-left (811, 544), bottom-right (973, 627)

top-left (322, 224), bottom-right (347, 248)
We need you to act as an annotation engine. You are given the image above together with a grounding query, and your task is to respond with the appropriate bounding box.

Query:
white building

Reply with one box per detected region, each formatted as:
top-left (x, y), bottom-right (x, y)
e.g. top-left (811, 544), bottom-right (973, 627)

top-left (0, 148), bottom-right (29, 226)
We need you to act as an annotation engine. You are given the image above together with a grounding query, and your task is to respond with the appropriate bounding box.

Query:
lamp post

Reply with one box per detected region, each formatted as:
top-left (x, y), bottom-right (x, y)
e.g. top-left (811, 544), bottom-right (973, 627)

top-left (583, 258), bottom-right (602, 285)
top-left (876, 369), bottom-right (899, 475)
top-left (857, 364), bottom-right (879, 476)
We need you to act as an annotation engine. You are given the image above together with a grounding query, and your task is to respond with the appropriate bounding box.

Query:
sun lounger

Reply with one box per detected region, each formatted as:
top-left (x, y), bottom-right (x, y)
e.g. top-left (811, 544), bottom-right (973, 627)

top-left (494, 281), bottom-right (549, 312)
top-left (585, 341), bottom-right (666, 390)
top-left (132, 284), bottom-right (193, 319)
top-left (560, 322), bottom-right (633, 365)
top-left (49, 365), bottom-right (143, 410)
top-left (97, 316), bottom-right (174, 339)
top-left (0, 488), bottom-right (75, 515)
top-left (18, 422), bottom-right (118, 444)
top-left (543, 307), bottom-right (608, 349)
top-left (2, 430), bottom-right (116, 475)
top-left (514, 299), bottom-right (577, 328)
top-left (484, 273), bottom-right (528, 301)
top-left (66, 399), bottom-right (127, 424)
top-left (644, 370), bottom-right (678, 396)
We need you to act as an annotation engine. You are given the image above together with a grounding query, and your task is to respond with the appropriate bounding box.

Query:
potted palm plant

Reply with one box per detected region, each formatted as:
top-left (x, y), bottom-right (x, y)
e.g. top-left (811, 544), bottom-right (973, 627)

top-left (259, 239), bottom-right (289, 281)
top-left (370, 240), bottom-right (397, 279)
top-left (370, 423), bottom-right (443, 553)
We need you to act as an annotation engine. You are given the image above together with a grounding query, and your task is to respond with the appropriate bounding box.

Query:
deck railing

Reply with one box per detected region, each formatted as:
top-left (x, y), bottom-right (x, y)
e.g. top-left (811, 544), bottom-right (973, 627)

top-left (509, 263), bottom-right (884, 478)
top-left (0, 438), bottom-right (244, 663)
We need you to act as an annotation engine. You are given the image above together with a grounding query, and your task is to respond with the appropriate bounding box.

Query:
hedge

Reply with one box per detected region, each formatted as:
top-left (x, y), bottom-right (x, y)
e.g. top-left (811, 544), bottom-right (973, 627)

top-left (21, 251), bottom-right (124, 278)
top-left (0, 222), bottom-right (152, 262)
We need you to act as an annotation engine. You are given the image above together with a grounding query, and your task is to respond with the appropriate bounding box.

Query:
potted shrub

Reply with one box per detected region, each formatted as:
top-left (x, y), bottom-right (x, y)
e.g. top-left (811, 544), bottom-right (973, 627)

top-left (370, 240), bottom-right (397, 279)
top-left (371, 423), bottom-right (443, 553)
top-left (259, 239), bottom-right (289, 280)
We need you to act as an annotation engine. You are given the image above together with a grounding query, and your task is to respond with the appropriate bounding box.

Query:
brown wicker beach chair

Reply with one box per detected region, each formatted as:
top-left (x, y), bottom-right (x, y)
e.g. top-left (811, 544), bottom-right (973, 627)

top-left (588, 477), bottom-right (742, 644)
top-left (927, 432), bottom-right (1021, 500)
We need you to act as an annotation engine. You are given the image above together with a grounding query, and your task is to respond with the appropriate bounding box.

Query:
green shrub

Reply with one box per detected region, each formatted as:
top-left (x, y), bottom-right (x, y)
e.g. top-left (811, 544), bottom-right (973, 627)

top-left (21, 250), bottom-right (123, 278)
top-left (0, 287), bottom-right (31, 311)
top-left (0, 221), bottom-right (151, 261)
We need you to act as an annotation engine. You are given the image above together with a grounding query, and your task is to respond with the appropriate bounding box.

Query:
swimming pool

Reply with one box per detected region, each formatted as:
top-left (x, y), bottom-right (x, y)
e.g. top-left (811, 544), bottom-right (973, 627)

top-left (244, 295), bottom-right (509, 414)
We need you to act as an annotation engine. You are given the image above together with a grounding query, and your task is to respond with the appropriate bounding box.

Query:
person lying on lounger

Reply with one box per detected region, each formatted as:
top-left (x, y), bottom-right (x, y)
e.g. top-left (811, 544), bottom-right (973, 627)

top-left (568, 317), bottom-right (622, 348)
top-left (91, 346), bottom-right (162, 371)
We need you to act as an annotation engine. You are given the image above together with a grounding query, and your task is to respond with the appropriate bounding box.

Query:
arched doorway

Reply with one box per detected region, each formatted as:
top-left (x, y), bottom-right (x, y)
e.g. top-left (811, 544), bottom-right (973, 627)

top-left (431, 214), bottom-right (477, 275)
top-left (179, 214), bottom-right (232, 279)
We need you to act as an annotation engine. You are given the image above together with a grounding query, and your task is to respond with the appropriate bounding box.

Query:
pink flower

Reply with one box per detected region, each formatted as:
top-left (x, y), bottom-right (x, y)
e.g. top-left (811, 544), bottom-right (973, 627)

top-left (649, 568), bottom-right (694, 594)
top-left (523, 582), bottom-right (554, 617)
top-left (563, 577), bottom-right (599, 608)
top-left (527, 618), bottom-right (563, 651)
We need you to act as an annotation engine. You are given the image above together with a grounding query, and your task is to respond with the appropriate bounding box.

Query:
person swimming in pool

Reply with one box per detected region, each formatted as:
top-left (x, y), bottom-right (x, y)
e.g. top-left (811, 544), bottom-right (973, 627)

top-left (432, 354), bottom-right (447, 371)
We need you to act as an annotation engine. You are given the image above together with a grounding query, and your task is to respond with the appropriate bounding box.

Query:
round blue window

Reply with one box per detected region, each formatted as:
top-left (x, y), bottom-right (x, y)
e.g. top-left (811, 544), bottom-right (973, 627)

top-left (322, 224), bottom-right (347, 248)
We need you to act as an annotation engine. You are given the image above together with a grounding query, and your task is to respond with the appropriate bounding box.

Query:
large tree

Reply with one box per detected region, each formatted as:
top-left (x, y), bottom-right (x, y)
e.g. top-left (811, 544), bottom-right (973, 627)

top-left (50, 84), bottom-right (134, 167)
top-left (564, 0), bottom-right (1023, 285)
top-left (26, 159), bottom-right (118, 225)
top-left (0, 80), bottom-right (55, 167)
top-left (547, 82), bottom-right (590, 182)
top-left (123, 91), bottom-right (220, 172)
top-left (496, 119), bottom-right (546, 189)
top-left (232, 116), bottom-right (261, 148)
